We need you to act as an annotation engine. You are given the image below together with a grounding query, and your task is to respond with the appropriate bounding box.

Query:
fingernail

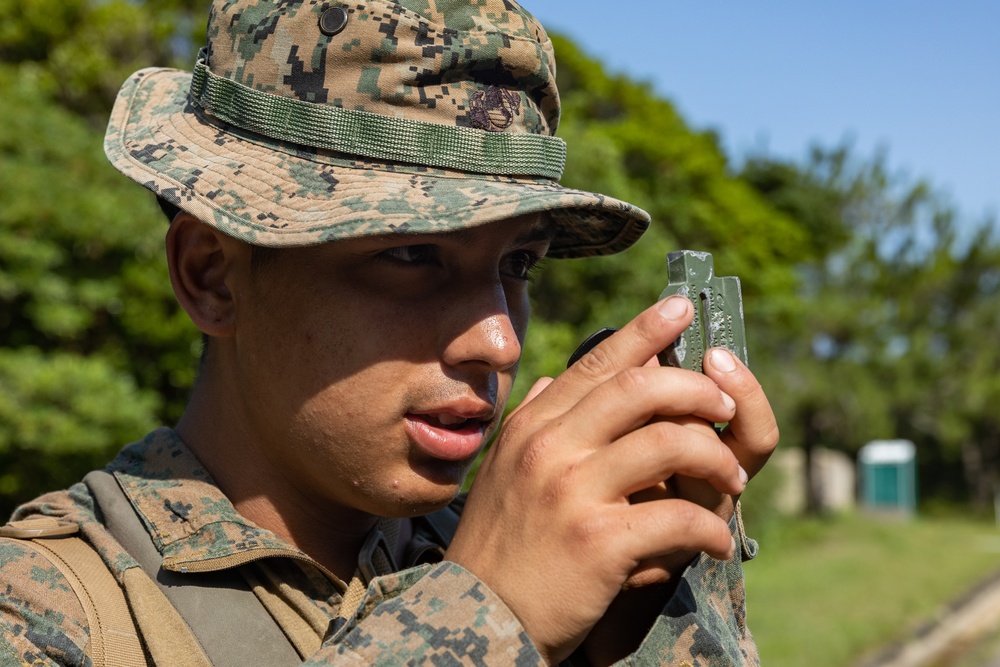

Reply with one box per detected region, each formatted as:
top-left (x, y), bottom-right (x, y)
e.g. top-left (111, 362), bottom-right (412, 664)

top-left (721, 391), bottom-right (736, 413)
top-left (728, 536), bottom-right (737, 560)
top-left (710, 348), bottom-right (736, 372)
top-left (658, 296), bottom-right (689, 321)
top-left (738, 465), bottom-right (749, 486)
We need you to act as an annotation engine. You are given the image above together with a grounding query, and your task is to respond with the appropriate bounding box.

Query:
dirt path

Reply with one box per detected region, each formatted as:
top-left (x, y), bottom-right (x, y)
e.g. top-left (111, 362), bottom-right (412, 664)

top-left (857, 571), bottom-right (1000, 667)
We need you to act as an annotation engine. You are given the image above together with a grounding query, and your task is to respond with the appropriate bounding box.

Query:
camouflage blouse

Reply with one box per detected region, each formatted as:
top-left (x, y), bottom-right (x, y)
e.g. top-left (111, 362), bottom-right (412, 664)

top-left (0, 428), bottom-right (759, 666)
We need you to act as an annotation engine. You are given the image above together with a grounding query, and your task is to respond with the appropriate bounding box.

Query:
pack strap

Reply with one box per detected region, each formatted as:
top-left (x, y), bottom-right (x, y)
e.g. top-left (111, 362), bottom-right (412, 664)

top-left (119, 568), bottom-right (212, 667)
top-left (416, 501), bottom-right (462, 547)
top-left (24, 533), bottom-right (145, 667)
top-left (336, 504), bottom-right (462, 624)
top-left (84, 470), bottom-right (301, 666)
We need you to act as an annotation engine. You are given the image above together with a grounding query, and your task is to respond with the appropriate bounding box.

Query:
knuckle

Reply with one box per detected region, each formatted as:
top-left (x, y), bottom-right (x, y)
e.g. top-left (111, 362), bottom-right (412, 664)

top-left (645, 419), bottom-right (681, 446)
top-left (573, 343), bottom-right (616, 380)
top-left (758, 422), bottom-right (780, 453)
top-left (541, 459), bottom-right (579, 505)
top-left (675, 502), bottom-right (727, 543)
top-left (667, 501), bottom-right (705, 537)
top-left (613, 367), bottom-right (649, 395)
top-left (515, 424), bottom-right (557, 477)
top-left (568, 512), bottom-right (615, 551)
top-left (500, 408), bottom-right (530, 442)
top-left (732, 373), bottom-right (764, 401)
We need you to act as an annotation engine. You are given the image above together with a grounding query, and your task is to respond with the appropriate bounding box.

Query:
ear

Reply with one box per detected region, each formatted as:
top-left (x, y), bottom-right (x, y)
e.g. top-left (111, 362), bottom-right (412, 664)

top-left (165, 213), bottom-right (245, 337)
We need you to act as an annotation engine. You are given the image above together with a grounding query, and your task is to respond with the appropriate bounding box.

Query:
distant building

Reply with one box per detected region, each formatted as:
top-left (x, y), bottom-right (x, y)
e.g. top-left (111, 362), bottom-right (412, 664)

top-left (858, 439), bottom-right (917, 516)
top-left (771, 447), bottom-right (856, 515)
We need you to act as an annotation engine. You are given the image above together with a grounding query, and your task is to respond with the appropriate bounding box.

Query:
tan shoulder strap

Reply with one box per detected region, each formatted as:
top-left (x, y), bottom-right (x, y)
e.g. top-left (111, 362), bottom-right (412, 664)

top-left (25, 532), bottom-right (146, 667)
top-left (84, 470), bottom-right (299, 666)
top-left (119, 568), bottom-right (212, 667)
top-left (3, 516), bottom-right (212, 667)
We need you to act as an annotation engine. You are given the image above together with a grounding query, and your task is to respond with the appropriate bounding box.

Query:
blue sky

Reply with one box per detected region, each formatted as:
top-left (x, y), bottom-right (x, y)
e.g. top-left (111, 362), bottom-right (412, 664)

top-left (528, 1), bottom-right (999, 227)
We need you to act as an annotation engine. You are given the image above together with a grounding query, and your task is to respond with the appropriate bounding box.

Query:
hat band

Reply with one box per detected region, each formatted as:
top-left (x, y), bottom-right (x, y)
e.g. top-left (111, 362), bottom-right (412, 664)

top-left (188, 55), bottom-right (566, 179)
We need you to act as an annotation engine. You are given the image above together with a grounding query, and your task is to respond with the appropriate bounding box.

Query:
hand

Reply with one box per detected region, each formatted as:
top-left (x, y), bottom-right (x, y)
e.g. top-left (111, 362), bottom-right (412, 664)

top-left (445, 296), bottom-right (748, 664)
top-left (581, 346), bottom-right (779, 666)
top-left (620, 345), bottom-right (779, 587)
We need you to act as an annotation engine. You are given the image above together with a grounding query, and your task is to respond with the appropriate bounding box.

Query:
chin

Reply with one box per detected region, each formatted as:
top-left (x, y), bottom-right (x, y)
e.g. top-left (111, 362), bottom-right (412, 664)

top-left (377, 489), bottom-right (460, 519)
top-left (376, 464), bottom-right (470, 518)
top-left (411, 457), bottom-right (475, 489)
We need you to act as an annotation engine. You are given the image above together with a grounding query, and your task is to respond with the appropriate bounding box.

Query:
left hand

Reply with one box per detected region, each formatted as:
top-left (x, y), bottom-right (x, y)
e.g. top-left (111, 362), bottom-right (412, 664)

top-left (581, 346), bottom-right (778, 666)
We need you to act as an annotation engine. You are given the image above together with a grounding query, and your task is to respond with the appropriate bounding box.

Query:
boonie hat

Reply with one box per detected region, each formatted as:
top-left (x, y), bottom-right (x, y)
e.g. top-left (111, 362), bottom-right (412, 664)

top-left (104, 0), bottom-right (650, 258)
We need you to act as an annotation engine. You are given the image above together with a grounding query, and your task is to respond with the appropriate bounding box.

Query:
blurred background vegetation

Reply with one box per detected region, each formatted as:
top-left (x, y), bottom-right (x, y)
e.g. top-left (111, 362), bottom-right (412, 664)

top-left (3, 2), bottom-right (1000, 664)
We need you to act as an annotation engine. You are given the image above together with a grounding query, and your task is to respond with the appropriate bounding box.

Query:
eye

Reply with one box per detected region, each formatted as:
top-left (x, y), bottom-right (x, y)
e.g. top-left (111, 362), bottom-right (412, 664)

top-left (502, 250), bottom-right (544, 281)
top-left (378, 244), bottom-right (437, 265)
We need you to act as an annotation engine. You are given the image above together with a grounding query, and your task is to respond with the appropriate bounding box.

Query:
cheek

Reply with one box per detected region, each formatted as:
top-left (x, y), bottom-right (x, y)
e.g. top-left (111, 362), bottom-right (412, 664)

top-left (283, 362), bottom-right (415, 491)
top-left (276, 294), bottom-right (425, 381)
top-left (510, 290), bottom-right (531, 347)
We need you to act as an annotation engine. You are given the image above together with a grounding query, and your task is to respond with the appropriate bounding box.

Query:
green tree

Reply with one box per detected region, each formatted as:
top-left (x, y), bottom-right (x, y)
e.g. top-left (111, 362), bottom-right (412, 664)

top-left (0, 0), bottom-right (203, 122)
top-left (890, 220), bottom-right (1000, 509)
top-left (0, 3), bottom-right (203, 514)
top-left (743, 145), bottom-right (1000, 512)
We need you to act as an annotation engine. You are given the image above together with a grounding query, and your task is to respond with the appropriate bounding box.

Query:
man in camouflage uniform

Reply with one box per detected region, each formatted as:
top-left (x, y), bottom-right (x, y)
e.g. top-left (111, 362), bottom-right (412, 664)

top-left (0, 0), bottom-right (778, 665)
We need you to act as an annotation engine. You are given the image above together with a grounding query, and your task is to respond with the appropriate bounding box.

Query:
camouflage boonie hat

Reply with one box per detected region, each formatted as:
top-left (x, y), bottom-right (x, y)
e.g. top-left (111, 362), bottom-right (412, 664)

top-left (104, 0), bottom-right (650, 258)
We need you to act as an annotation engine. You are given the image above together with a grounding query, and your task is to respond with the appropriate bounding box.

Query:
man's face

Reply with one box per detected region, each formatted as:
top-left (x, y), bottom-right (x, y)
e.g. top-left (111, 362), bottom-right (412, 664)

top-left (229, 214), bottom-right (550, 518)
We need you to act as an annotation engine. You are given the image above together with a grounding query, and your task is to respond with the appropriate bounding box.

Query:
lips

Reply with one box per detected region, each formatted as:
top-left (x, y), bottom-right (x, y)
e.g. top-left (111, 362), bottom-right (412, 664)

top-left (405, 410), bottom-right (490, 461)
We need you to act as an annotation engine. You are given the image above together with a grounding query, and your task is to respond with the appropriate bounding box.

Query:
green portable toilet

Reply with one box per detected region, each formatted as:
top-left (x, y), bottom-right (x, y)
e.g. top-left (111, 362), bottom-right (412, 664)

top-left (859, 439), bottom-right (917, 516)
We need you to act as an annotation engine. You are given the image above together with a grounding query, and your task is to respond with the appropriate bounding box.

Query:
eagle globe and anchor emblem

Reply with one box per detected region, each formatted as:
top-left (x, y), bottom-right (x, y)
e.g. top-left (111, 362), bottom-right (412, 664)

top-left (468, 85), bottom-right (522, 132)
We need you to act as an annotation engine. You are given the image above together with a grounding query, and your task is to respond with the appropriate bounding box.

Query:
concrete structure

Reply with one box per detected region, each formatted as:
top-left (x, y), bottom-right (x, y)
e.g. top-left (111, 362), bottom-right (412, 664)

top-left (771, 446), bottom-right (856, 515)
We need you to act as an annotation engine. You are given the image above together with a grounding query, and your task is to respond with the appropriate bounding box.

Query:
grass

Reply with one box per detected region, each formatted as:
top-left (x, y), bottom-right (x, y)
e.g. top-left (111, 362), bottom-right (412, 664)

top-left (742, 512), bottom-right (1000, 667)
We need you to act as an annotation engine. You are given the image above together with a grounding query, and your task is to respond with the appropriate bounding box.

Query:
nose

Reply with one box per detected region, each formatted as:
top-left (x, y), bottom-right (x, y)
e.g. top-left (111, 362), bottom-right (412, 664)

top-left (441, 281), bottom-right (523, 373)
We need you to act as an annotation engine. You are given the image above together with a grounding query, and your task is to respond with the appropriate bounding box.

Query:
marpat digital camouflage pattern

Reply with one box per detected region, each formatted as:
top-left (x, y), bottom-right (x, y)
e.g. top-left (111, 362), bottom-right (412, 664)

top-left (104, 0), bottom-right (651, 257)
top-left (1, 428), bottom-right (759, 666)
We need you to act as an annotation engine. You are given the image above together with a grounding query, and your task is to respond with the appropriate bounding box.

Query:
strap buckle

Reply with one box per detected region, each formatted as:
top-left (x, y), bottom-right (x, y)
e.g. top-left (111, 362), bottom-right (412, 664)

top-left (357, 529), bottom-right (397, 583)
top-left (0, 517), bottom-right (79, 539)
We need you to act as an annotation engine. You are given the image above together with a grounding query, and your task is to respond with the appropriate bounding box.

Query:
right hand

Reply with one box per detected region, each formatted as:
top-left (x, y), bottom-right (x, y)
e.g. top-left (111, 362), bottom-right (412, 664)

top-left (445, 296), bottom-right (747, 664)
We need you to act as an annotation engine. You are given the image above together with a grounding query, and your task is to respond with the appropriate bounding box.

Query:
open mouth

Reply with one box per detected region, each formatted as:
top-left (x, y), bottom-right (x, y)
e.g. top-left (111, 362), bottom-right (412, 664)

top-left (421, 413), bottom-right (476, 430)
top-left (409, 413), bottom-right (484, 437)
top-left (405, 413), bottom-right (487, 461)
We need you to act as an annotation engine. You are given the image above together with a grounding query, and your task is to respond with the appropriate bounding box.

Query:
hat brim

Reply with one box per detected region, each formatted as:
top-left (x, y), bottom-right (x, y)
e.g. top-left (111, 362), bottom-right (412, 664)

top-left (105, 68), bottom-right (650, 259)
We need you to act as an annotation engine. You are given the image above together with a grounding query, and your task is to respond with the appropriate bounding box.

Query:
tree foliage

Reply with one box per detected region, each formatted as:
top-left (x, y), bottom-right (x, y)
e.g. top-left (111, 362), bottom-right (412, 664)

top-left (741, 147), bottom-right (1000, 510)
top-left (0, 0), bottom-right (203, 515)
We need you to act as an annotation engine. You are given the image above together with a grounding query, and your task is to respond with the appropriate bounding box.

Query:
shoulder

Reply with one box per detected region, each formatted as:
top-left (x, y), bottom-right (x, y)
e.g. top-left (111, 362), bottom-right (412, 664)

top-left (1, 481), bottom-right (120, 667)
top-left (0, 535), bottom-right (91, 666)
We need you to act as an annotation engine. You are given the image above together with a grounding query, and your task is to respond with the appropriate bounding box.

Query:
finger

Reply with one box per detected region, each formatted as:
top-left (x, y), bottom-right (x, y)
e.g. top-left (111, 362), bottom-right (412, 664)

top-left (661, 416), bottom-right (738, 517)
top-left (615, 498), bottom-right (736, 563)
top-left (622, 556), bottom-right (688, 589)
top-left (588, 420), bottom-right (746, 499)
top-left (536, 297), bottom-right (695, 415)
top-left (620, 484), bottom-right (713, 589)
top-left (671, 474), bottom-right (735, 516)
top-left (703, 348), bottom-right (779, 478)
top-left (560, 365), bottom-right (737, 448)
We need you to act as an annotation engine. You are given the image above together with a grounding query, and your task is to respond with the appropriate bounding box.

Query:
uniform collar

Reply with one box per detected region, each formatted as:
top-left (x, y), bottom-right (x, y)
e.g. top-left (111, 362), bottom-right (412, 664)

top-left (109, 427), bottom-right (312, 574)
